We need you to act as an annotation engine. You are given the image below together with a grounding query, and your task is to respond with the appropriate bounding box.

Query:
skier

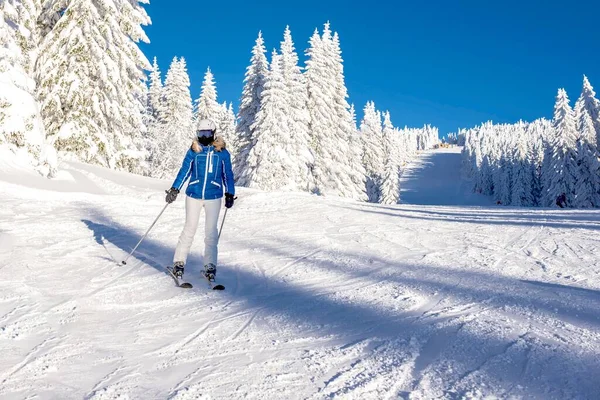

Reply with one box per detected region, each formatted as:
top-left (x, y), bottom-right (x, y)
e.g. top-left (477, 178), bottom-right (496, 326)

top-left (555, 193), bottom-right (567, 208)
top-left (164, 119), bottom-right (235, 282)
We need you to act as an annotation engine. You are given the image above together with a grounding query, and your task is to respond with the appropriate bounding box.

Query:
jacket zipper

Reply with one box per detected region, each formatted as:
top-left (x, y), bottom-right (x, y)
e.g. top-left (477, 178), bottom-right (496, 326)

top-left (201, 150), bottom-right (212, 199)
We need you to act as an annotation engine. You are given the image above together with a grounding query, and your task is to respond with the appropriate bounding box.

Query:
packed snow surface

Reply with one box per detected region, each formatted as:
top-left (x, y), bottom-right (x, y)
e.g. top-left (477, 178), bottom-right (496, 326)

top-left (1, 148), bottom-right (599, 399)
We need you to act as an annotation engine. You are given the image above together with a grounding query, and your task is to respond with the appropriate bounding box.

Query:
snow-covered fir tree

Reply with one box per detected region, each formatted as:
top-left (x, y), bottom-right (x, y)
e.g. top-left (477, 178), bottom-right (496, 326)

top-left (13, 0), bottom-right (41, 75)
top-left (380, 153), bottom-right (400, 205)
top-left (360, 101), bottom-right (384, 202)
top-left (217, 102), bottom-right (237, 153)
top-left (347, 107), bottom-right (369, 201)
top-left (494, 135), bottom-right (513, 205)
top-left (195, 67), bottom-right (222, 125)
top-left (305, 26), bottom-right (338, 194)
top-left (152, 56), bottom-right (193, 178)
top-left (476, 124), bottom-right (496, 196)
top-left (574, 75), bottom-right (600, 151)
top-left (528, 120), bottom-right (550, 206)
top-left (510, 122), bottom-right (534, 207)
top-left (542, 89), bottom-right (579, 207)
top-left (279, 25), bottom-right (314, 192)
top-left (234, 32), bottom-right (269, 185)
top-left (382, 111), bottom-right (397, 163)
top-left (0, 0), bottom-right (56, 176)
top-left (328, 30), bottom-right (367, 201)
top-left (379, 111), bottom-right (400, 203)
top-left (304, 24), bottom-right (367, 199)
top-left (573, 106), bottom-right (600, 208)
top-left (147, 57), bottom-right (163, 122)
top-left (145, 56), bottom-right (165, 174)
top-left (35, 0), bottom-right (151, 172)
top-left (194, 68), bottom-right (237, 153)
top-left (243, 51), bottom-right (299, 190)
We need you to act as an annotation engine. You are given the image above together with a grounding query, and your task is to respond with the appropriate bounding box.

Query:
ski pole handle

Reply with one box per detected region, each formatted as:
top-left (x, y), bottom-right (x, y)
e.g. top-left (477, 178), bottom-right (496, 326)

top-left (121, 202), bottom-right (170, 265)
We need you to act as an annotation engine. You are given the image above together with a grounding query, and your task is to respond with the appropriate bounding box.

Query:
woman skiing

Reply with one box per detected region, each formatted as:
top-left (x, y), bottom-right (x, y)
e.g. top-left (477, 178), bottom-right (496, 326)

top-left (165, 119), bottom-right (235, 282)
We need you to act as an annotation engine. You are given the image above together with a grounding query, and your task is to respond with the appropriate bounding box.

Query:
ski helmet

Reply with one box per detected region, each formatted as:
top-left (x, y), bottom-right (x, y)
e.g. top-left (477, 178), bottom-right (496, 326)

top-left (196, 119), bottom-right (217, 146)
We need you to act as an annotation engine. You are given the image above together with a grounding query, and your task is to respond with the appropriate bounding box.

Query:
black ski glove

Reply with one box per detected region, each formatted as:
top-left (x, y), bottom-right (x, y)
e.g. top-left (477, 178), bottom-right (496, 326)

top-left (225, 193), bottom-right (235, 208)
top-left (165, 187), bottom-right (179, 203)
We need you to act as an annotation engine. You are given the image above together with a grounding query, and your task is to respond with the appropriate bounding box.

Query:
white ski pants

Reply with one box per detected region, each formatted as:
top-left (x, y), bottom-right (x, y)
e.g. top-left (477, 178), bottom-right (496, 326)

top-left (173, 196), bottom-right (222, 266)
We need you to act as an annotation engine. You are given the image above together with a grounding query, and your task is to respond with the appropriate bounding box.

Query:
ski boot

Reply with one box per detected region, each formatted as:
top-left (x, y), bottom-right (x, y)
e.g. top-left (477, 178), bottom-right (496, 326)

top-left (203, 263), bottom-right (217, 282)
top-left (173, 261), bottom-right (185, 279)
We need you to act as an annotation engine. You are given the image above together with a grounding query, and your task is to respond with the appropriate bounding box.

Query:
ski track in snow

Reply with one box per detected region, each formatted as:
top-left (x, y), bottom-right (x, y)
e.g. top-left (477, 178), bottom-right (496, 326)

top-left (1, 151), bottom-right (600, 399)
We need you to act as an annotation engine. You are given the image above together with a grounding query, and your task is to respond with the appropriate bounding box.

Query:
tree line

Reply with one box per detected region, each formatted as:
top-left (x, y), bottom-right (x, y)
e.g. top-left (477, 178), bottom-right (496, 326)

top-left (461, 76), bottom-right (600, 208)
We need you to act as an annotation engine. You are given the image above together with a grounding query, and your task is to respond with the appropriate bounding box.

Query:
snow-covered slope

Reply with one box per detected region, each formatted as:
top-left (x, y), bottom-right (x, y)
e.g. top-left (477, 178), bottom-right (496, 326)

top-left (400, 147), bottom-right (494, 206)
top-left (1, 151), bottom-right (599, 399)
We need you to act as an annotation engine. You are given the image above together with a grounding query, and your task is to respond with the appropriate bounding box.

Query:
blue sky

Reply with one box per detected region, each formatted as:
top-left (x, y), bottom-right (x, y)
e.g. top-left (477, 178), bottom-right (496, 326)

top-left (140, 0), bottom-right (600, 136)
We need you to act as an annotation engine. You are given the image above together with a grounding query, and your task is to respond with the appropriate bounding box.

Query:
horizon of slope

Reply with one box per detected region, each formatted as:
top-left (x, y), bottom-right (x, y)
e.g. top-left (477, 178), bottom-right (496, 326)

top-left (0, 151), bottom-right (599, 399)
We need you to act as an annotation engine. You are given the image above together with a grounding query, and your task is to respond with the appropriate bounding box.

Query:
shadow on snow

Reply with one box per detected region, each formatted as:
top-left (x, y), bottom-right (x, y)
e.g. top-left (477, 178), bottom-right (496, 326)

top-left (81, 207), bottom-right (600, 398)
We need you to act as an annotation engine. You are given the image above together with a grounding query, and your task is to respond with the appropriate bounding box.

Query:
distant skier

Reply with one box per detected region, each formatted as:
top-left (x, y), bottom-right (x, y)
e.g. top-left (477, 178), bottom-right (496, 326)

top-left (555, 193), bottom-right (567, 208)
top-left (164, 119), bottom-right (235, 282)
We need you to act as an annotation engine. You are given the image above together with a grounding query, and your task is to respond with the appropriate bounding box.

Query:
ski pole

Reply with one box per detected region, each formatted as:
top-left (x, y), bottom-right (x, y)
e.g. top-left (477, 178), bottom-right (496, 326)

top-left (218, 208), bottom-right (228, 241)
top-left (121, 202), bottom-right (170, 265)
top-left (218, 195), bottom-right (237, 240)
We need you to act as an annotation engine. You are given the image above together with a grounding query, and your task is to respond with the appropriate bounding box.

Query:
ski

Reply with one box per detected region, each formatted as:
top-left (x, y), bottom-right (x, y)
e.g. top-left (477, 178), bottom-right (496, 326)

top-left (166, 266), bottom-right (193, 289)
top-left (204, 274), bottom-right (225, 291)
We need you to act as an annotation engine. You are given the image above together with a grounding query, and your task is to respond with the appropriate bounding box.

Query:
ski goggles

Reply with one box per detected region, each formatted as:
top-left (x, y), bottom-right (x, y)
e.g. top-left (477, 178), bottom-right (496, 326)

top-left (197, 129), bottom-right (214, 138)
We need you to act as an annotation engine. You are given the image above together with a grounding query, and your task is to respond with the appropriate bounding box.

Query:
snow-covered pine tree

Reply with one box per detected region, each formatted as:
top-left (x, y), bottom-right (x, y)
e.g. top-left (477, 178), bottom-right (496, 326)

top-left (470, 126), bottom-right (490, 195)
top-left (573, 104), bottom-right (600, 208)
top-left (380, 151), bottom-right (400, 205)
top-left (153, 56), bottom-right (193, 178)
top-left (360, 101), bottom-right (384, 202)
top-left (382, 111), bottom-right (397, 163)
top-left (510, 122), bottom-right (534, 206)
top-left (349, 104), bottom-right (357, 129)
top-left (305, 24), bottom-right (366, 199)
top-left (234, 32), bottom-right (269, 185)
top-left (305, 25), bottom-right (342, 196)
top-left (461, 128), bottom-right (476, 179)
top-left (145, 56), bottom-right (165, 174)
top-left (397, 127), bottom-right (412, 172)
top-left (147, 57), bottom-right (163, 122)
top-left (0, 0), bottom-right (56, 176)
top-left (488, 127), bottom-right (503, 201)
top-left (479, 154), bottom-right (495, 196)
top-left (380, 112), bottom-right (401, 203)
top-left (280, 25), bottom-right (314, 192)
top-left (329, 30), bottom-right (367, 201)
top-left (541, 89), bottom-right (579, 207)
top-left (526, 120), bottom-right (548, 207)
top-left (35, 0), bottom-right (151, 172)
top-left (574, 75), bottom-right (600, 151)
top-left (497, 132), bottom-right (514, 205)
top-left (195, 67), bottom-right (222, 125)
top-left (14, 0), bottom-right (41, 75)
top-left (244, 51), bottom-right (298, 190)
top-left (379, 111), bottom-right (401, 203)
top-left (217, 102), bottom-right (237, 153)
top-left (116, 0), bottom-right (151, 43)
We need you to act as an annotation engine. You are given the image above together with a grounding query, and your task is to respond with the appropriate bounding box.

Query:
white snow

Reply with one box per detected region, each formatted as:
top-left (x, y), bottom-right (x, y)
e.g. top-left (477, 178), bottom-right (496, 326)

top-left (401, 147), bottom-right (494, 206)
top-left (1, 148), bottom-right (599, 399)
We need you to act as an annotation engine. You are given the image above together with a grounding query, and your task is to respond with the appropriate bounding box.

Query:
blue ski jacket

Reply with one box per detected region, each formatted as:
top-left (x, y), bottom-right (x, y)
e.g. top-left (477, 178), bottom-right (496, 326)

top-left (172, 144), bottom-right (235, 200)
